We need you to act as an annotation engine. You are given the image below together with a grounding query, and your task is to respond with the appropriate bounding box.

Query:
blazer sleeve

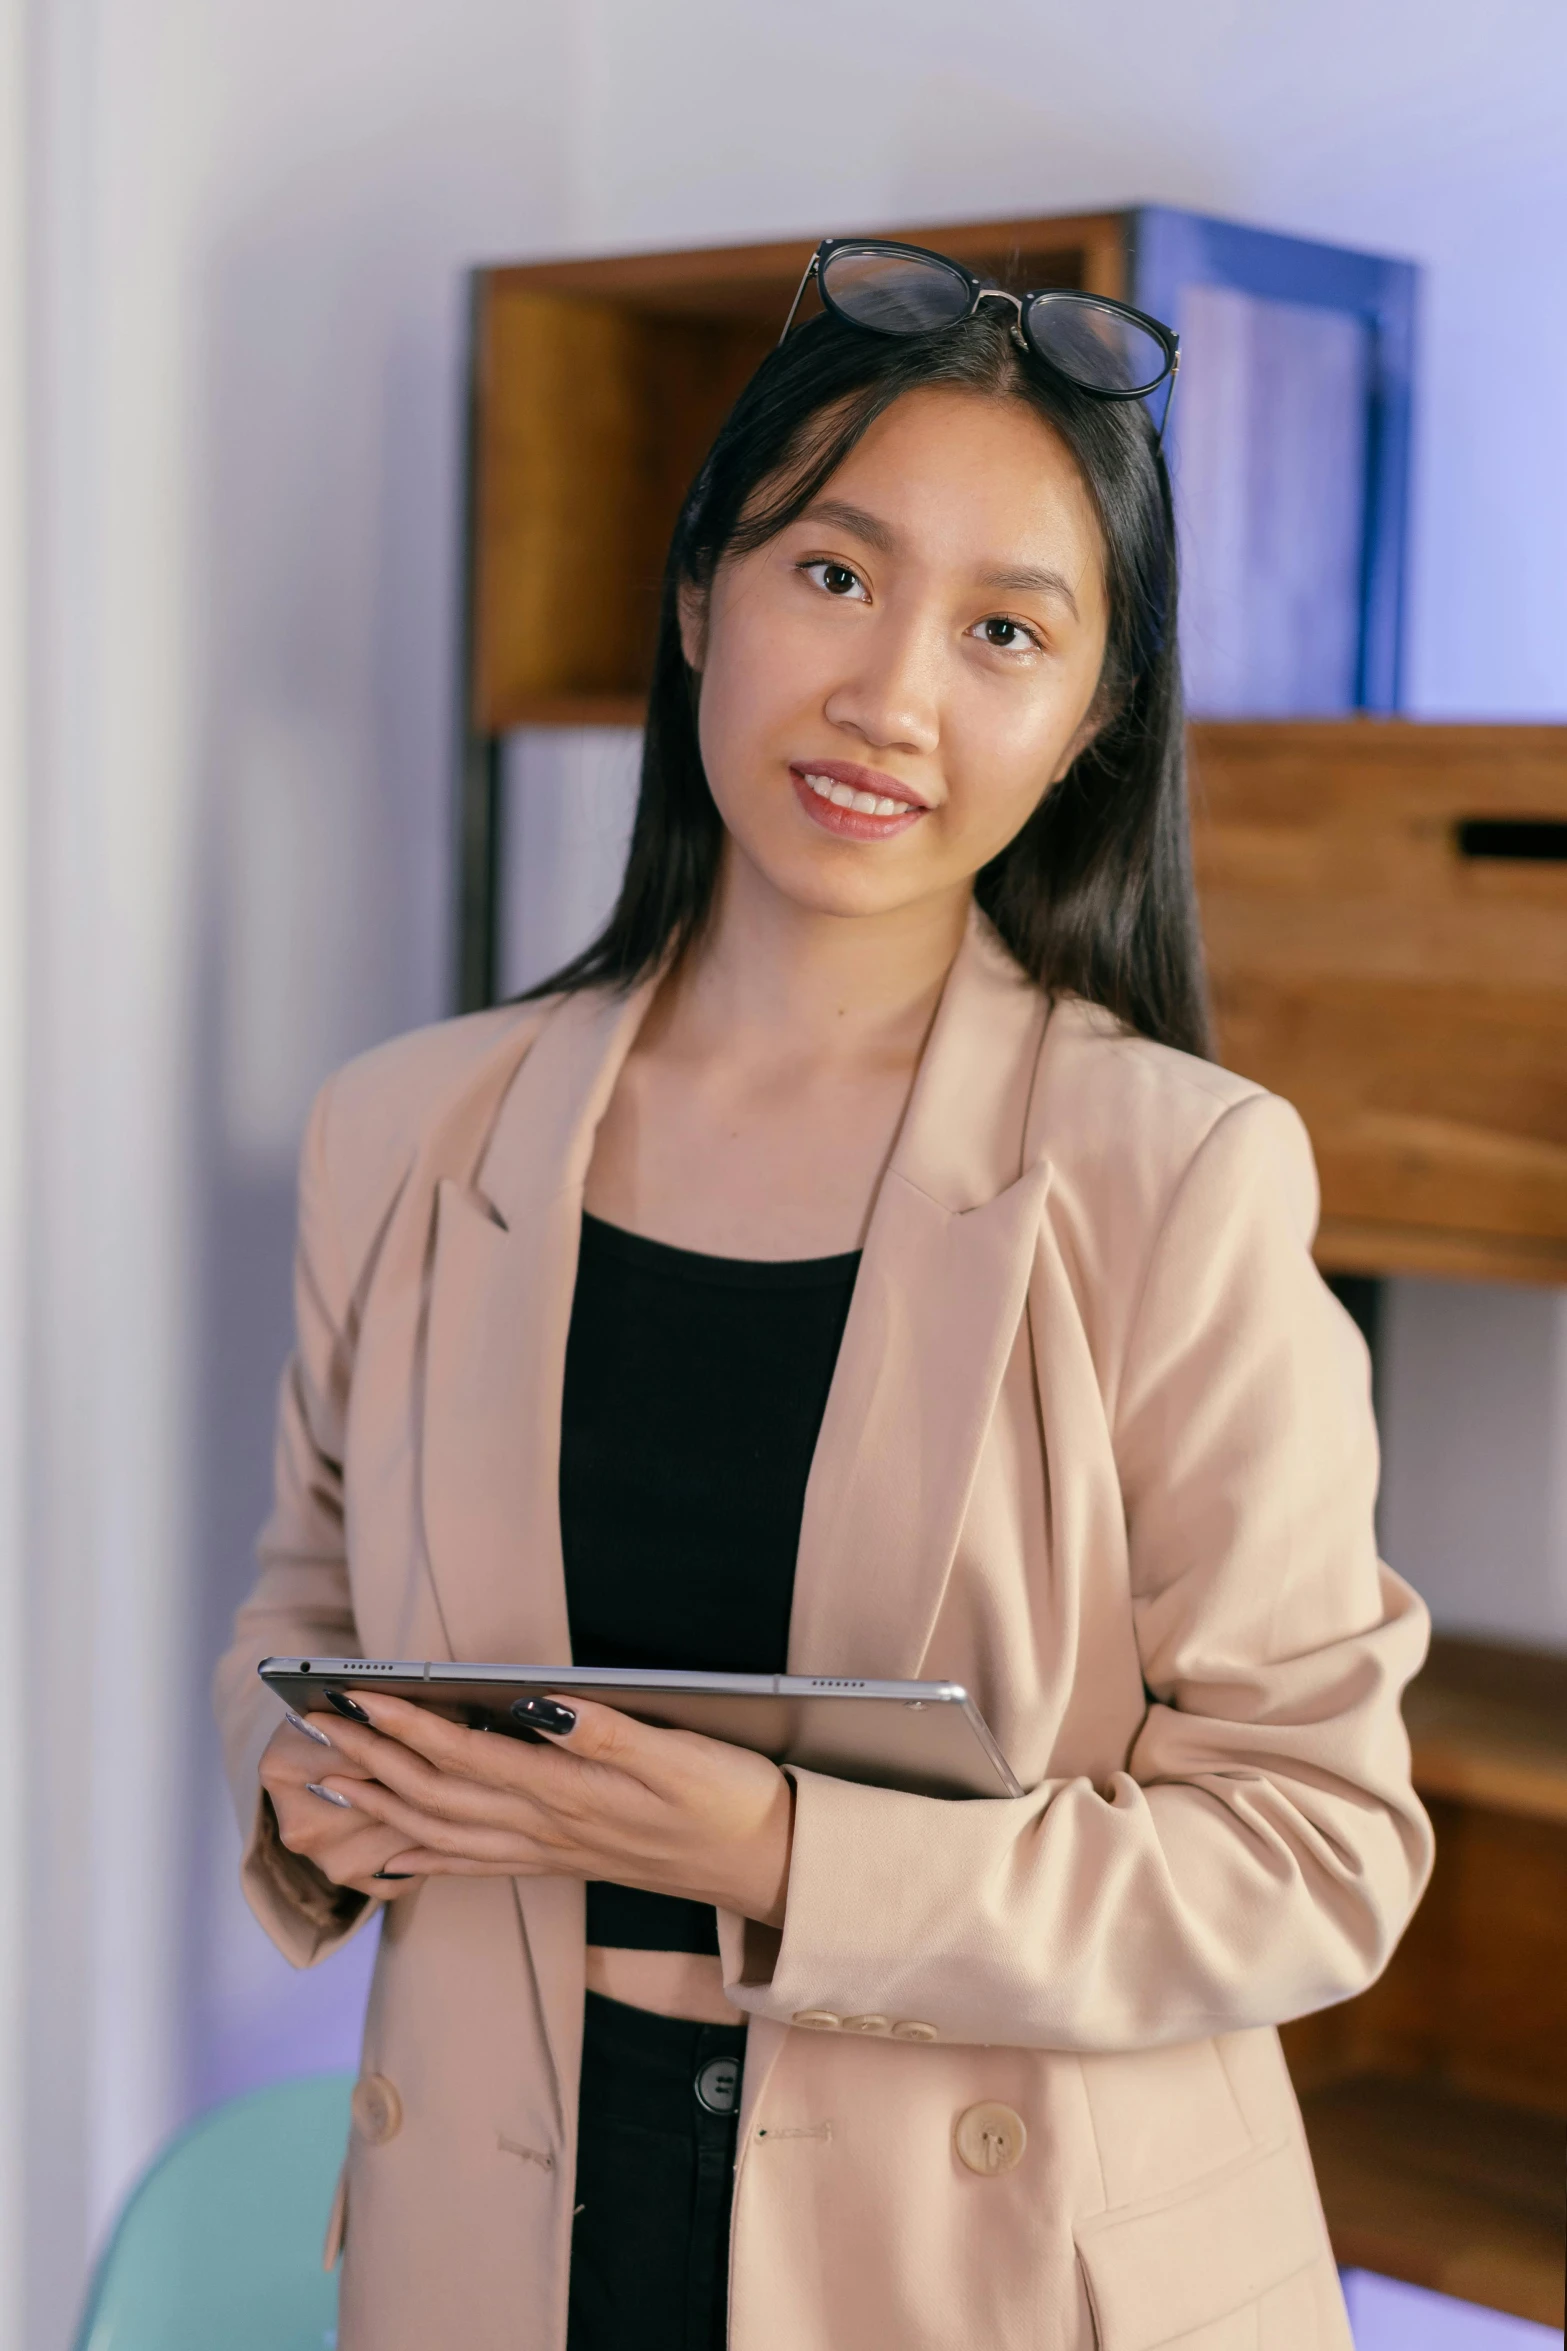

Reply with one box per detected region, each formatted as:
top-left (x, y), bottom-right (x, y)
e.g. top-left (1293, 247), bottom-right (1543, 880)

top-left (721, 1091), bottom-right (1435, 2049)
top-left (211, 1074), bottom-right (379, 1969)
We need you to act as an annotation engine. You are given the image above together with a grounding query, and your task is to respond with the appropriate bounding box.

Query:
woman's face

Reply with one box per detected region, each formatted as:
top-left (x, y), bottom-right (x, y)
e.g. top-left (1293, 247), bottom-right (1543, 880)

top-left (685, 386), bottom-right (1111, 927)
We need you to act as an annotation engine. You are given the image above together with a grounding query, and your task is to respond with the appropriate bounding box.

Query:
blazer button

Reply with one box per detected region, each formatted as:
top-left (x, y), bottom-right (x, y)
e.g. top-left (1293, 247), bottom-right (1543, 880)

top-left (842, 2015), bottom-right (891, 2035)
top-left (352, 2073), bottom-right (404, 2146)
top-left (791, 2010), bottom-right (842, 2031)
top-left (954, 2101), bottom-right (1027, 2176)
top-left (891, 2020), bottom-right (938, 2042)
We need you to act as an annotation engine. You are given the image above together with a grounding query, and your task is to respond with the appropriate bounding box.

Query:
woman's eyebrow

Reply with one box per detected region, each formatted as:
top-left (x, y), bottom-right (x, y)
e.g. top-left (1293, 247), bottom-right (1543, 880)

top-left (979, 563), bottom-right (1081, 619)
top-left (799, 497), bottom-right (898, 553)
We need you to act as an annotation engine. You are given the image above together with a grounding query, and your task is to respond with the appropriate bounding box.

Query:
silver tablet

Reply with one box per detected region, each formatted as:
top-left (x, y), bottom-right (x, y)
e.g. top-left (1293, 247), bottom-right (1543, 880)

top-left (258, 1658), bottom-right (1022, 1801)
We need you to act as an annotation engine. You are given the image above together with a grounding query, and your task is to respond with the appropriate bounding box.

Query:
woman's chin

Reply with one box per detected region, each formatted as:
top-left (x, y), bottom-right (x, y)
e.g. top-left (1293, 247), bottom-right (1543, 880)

top-left (751, 856), bottom-right (949, 926)
top-left (723, 821), bottom-right (958, 928)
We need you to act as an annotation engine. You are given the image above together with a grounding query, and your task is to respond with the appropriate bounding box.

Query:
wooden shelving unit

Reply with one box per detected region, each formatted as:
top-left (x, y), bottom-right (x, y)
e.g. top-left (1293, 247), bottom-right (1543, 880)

top-left (1283, 1634), bottom-right (1567, 2328)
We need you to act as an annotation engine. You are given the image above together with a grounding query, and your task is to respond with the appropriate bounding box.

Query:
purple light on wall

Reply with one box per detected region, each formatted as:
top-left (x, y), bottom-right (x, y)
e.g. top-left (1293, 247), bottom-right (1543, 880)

top-left (1343, 2270), bottom-right (1561, 2349)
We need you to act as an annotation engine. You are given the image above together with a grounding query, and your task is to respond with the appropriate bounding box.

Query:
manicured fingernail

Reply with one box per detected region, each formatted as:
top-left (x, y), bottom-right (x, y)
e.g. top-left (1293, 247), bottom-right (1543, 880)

top-left (306, 1782), bottom-right (353, 1809)
top-left (286, 1706), bottom-right (333, 1748)
top-left (510, 1696), bottom-right (576, 1736)
top-left (373, 1869), bottom-right (413, 1881)
top-left (326, 1690), bottom-right (372, 1725)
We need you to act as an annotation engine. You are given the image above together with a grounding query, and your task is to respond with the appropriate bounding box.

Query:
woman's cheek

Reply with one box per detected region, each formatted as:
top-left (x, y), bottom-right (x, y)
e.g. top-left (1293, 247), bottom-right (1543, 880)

top-left (945, 703), bottom-right (1075, 852)
top-left (697, 617), bottom-right (794, 794)
top-left (937, 751), bottom-right (1049, 864)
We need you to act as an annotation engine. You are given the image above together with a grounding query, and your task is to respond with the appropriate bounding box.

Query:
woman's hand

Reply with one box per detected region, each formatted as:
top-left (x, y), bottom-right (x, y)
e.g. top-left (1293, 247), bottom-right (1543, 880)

top-left (258, 1712), bottom-right (425, 1900)
top-left (285, 1692), bottom-right (797, 1928)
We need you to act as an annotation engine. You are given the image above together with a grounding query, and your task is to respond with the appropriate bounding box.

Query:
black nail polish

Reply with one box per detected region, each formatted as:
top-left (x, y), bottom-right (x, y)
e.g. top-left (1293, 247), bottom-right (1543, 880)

top-left (326, 1689), bottom-right (372, 1725)
top-left (373, 1870), bottom-right (414, 1881)
top-left (510, 1696), bottom-right (576, 1736)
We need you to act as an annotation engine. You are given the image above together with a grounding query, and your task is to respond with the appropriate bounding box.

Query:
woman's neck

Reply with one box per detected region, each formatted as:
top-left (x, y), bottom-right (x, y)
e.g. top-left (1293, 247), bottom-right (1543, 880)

top-left (664, 848), bottom-right (973, 1074)
top-left (584, 853), bottom-right (974, 1257)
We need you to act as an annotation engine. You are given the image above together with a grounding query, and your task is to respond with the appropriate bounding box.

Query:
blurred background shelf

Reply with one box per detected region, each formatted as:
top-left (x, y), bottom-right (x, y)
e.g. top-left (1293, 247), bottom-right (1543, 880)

top-left (1403, 1633), bottom-right (1567, 1826)
top-left (1190, 720), bottom-right (1567, 1291)
top-left (1284, 1634), bottom-right (1567, 2330)
top-left (1300, 2074), bottom-right (1563, 2322)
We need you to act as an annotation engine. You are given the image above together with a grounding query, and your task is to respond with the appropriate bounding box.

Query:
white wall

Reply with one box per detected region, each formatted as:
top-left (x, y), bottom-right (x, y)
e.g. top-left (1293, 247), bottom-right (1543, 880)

top-left (1380, 1283), bottom-right (1567, 1647)
top-left (7, 2), bottom-right (1566, 2343)
top-left (499, 730), bottom-right (641, 997)
top-left (0, 3), bottom-right (29, 2340)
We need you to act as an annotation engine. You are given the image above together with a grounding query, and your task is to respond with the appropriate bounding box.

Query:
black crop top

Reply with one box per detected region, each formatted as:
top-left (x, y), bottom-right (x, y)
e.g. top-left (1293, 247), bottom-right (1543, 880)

top-left (559, 1212), bottom-right (861, 1953)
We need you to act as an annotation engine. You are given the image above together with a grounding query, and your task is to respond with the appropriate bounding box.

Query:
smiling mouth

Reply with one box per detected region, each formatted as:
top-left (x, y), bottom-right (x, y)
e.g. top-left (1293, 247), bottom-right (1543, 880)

top-left (796, 769), bottom-right (922, 818)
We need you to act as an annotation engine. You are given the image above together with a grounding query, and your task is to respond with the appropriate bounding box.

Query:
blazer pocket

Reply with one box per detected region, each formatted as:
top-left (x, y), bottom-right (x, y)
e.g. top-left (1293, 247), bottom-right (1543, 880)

top-left (1075, 2138), bottom-right (1319, 2351)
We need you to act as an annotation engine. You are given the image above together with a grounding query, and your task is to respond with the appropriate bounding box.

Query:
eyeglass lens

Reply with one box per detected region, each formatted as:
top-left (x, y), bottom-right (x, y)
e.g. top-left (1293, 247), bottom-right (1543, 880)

top-left (1023, 295), bottom-right (1170, 396)
top-left (817, 245), bottom-right (1170, 398)
top-left (819, 246), bottom-right (972, 334)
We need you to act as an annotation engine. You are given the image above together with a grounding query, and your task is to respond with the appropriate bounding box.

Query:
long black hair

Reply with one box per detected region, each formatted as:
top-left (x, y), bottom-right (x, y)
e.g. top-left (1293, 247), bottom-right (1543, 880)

top-left (525, 300), bottom-right (1209, 1057)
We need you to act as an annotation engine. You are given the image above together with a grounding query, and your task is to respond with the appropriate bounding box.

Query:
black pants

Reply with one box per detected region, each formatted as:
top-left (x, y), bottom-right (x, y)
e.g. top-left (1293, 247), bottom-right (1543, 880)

top-left (567, 1992), bottom-right (747, 2351)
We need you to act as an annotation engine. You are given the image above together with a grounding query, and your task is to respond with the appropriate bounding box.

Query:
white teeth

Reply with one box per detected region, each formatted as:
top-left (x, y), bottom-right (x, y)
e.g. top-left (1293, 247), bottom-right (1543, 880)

top-left (800, 771), bottom-right (918, 819)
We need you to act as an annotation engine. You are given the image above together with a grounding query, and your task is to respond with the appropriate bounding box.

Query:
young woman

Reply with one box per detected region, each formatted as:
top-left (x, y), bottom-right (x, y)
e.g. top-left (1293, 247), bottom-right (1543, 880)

top-left (216, 240), bottom-right (1433, 2351)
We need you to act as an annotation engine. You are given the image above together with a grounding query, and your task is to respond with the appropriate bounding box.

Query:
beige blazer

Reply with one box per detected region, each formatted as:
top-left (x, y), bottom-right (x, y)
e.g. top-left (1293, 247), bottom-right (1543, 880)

top-left (215, 909), bottom-right (1433, 2351)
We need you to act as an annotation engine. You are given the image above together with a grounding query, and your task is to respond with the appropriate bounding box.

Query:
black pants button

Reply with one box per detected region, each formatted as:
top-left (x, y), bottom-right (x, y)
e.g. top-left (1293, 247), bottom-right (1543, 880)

top-left (694, 2055), bottom-right (739, 2115)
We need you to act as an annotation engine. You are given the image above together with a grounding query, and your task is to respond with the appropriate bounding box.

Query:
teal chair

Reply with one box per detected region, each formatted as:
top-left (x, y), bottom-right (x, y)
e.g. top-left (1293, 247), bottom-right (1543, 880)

top-left (73, 2074), bottom-right (352, 2351)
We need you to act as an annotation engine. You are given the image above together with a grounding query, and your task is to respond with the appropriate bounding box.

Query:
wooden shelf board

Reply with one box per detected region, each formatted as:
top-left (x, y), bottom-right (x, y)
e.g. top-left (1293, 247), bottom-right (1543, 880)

top-left (1315, 1216), bottom-right (1567, 1288)
top-left (1409, 1703), bottom-right (1567, 1823)
top-left (1407, 1635), bottom-right (1567, 1825)
top-left (502, 694), bottom-right (649, 729)
top-left (480, 209), bottom-right (1131, 317)
top-left (1299, 2073), bottom-right (1565, 2327)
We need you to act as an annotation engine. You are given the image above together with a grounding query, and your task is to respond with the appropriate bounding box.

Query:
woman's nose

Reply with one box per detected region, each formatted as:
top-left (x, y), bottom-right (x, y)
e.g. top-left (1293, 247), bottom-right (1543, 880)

top-left (822, 620), bottom-right (941, 757)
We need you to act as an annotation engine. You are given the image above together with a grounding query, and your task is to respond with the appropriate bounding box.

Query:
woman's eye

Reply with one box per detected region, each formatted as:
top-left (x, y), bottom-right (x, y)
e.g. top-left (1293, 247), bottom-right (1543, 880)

top-left (973, 616), bottom-right (1040, 653)
top-left (801, 560), bottom-right (868, 601)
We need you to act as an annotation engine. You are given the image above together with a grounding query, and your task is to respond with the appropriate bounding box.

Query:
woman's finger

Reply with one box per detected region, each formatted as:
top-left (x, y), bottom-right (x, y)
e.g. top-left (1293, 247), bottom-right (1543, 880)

top-left (503, 1694), bottom-right (720, 1799)
top-left (314, 1774), bottom-right (563, 1867)
top-left (368, 1847), bottom-right (560, 1880)
top-left (312, 1721), bottom-right (564, 1832)
top-left (273, 1796), bottom-right (421, 1895)
top-left (262, 1718), bottom-right (378, 1788)
top-left (325, 1688), bottom-right (675, 1802)
top-left (510, 1694), bottom-right (645, 1770)
top-left (317, 1693), bottom-right (572, 1792)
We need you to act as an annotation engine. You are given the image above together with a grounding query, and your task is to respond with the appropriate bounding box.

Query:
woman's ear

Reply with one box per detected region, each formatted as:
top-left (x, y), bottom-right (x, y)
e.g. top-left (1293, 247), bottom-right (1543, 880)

top-left (1050, 678), bottom-right (1118, 784)
top-left (1050, 713), bottom-right (1101, 786)
top-left (676, 580), bottom-right (708, 672)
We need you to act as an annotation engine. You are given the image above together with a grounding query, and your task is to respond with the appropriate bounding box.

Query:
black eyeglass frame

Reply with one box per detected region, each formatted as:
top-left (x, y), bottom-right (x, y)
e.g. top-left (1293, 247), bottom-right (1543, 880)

top-left (780, 236), bottom-right (1182, 446)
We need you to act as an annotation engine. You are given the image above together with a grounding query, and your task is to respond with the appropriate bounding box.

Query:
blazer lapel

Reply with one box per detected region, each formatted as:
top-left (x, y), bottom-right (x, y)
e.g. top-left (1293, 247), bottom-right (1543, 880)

top-left (416, 983), bottom-right (660, 2146)
top-left (419, 980), bottom-right (657, 1665)
top-left (789, 915), bottom-right (1053, 1678)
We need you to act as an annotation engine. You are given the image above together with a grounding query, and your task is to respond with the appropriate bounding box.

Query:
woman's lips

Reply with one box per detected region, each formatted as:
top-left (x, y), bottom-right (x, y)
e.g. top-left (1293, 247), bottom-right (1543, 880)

top-left (789, 763), bottom-right (931, 842)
